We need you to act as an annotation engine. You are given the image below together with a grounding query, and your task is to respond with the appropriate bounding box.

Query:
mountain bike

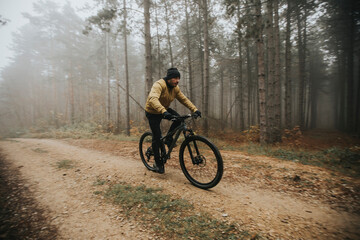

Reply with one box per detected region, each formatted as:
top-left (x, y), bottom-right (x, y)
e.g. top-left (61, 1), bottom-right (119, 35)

top-left (139, 114), bottom-right (223, 189)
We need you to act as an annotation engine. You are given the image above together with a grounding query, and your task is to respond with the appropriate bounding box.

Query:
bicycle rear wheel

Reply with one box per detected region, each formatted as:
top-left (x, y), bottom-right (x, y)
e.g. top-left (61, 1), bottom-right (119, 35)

top-left (179, 135), bottom-right (223, 189)
top-left (139, 132), bottom-right (156, 171)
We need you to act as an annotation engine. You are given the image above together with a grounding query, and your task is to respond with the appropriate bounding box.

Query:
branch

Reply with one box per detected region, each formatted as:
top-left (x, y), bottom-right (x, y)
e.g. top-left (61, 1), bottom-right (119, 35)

top-left (225, 96), bottom-right (239, 122)
top-left (115, 82), bottom-right (145, 111)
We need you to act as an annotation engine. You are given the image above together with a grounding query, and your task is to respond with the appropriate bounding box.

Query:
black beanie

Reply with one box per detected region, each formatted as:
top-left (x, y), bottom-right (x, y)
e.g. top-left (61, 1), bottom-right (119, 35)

top-left (164, 68), bottom-right (181, 80)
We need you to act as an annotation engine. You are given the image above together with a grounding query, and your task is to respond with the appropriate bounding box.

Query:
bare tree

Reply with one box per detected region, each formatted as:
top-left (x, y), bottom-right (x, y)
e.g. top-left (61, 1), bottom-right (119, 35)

top-left (164, 0), bottom-right (174, 67)
top-left (184, 0), bottom-right (194, 101)
top-left (105, 25), bottom-right (111, 123)
top-left (273, 0), bottom-right (281, 141)
top-left (154, 0), bottom-right (162, 79)
top-left (255, 0), bottom-right (267, 144)
top-left (123, 0), bottom-right (130, 136)
top-left (266, 0), bottom-right (275, 142)
top-left (144, 0), bottom-right (153, 95)
top-left (236, 1), bottom-right (244, 130)
top-left (296, 0), bottom-right (307, 130)
top-left (202, 0), bottom-right (210, 134)
top-left (285, 0), bottom-right (292, 129)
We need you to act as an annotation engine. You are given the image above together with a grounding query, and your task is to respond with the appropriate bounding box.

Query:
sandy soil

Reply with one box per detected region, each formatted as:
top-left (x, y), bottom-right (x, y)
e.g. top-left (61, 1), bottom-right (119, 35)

top-left (1, 138), bottom-right (359, 240)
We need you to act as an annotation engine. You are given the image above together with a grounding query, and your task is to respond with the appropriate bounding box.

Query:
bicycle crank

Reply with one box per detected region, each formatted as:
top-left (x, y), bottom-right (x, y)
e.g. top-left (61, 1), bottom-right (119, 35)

top-left (145, 147), bottom-right (153, 161)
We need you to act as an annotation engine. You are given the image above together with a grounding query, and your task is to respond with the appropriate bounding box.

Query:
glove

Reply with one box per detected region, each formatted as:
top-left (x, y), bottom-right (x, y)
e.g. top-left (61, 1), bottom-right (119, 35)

top-left (193, 110), bottom-right (202, 119)
top-left (163, 111), bottom-right (175, 120)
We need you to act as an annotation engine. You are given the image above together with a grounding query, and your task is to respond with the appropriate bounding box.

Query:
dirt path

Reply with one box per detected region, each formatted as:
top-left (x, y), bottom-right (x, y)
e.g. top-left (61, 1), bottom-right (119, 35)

top-left (1, 138), bottom-right (359, 239)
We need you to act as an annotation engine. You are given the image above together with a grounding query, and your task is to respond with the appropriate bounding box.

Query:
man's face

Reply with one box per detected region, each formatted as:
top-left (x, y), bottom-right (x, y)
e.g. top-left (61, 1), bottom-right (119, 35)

top-left (167, 77), bottom-right (180, 87)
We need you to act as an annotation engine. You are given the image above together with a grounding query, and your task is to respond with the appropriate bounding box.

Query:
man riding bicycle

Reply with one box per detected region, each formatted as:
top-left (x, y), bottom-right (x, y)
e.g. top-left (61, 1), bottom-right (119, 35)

top-left (145, 68), bottom-right (201, 174)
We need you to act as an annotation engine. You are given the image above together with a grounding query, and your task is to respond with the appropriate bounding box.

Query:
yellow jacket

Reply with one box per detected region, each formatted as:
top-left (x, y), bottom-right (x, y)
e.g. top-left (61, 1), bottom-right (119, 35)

top-left (145, 79), bottom-right (197, 114)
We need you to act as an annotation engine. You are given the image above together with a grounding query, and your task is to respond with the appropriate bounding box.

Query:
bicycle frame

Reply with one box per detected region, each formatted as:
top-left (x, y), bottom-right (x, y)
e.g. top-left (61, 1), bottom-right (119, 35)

top-left (160, 116), bottom-right (194, 160)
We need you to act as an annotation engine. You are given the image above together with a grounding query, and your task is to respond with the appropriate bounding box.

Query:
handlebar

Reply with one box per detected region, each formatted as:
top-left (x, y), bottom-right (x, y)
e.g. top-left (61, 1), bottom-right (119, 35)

top-left (171, 113), bottom-right (200, 121)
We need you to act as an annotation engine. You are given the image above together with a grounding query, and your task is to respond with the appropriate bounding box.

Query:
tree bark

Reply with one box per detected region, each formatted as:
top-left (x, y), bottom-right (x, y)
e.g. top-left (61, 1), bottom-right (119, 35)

top-left (202, 0), bottom-right (210, 134)
top-left (346, 0), bottom-right (355, 132)
top-left (296, 2), bottom-right (306, 130)
top-left (285, 0), bottom-right (292, 129)
top-left (255, 0), bottom-right (267, 144)
top-left (185, 0), bottom-right (193, 101)
top-left (266, 0), bottom-right (275, 142)
top-left (144, 0), bottom-right (153, 96)
top-left (164, 1), bottom-right (174, 67)
top-left (273, 0), bottom-right (281, 141)
top-left (68, 66), bottom-right (75, 125)
top-left (124, 0), bottom-right (130, 136)
top-left (237, 2), bottom-right (244, 130)
top-left (115, 51), bottom-right (121, 134)
top-left (246, 39), bottom-right (252, 128)
top-left (154, 0), bottom-right (162, 79)
top-left (197, 0), bottom-right (204, 110)
top-left (356, 59), bottom-right (360, 135)
top-left (105, 29), bottom-right (110, 124)
top-left (220, 66), bottom-right (225, 130)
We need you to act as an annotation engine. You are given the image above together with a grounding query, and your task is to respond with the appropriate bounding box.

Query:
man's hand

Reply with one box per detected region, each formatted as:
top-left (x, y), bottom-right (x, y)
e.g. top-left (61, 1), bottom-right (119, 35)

top-left (193, 110), bottom-right (202, 119)
top-left (163, 111), bottom-right (175, 120)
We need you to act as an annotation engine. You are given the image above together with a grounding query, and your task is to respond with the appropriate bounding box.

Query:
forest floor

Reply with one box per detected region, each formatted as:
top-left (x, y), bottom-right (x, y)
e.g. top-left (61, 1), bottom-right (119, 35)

top-left (0, 130), bottom-right (359, 239)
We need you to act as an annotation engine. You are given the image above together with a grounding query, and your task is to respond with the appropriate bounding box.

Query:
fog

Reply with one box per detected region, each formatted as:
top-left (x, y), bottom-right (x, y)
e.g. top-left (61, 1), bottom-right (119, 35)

top-left (0, 0), bottom-right (359, 143)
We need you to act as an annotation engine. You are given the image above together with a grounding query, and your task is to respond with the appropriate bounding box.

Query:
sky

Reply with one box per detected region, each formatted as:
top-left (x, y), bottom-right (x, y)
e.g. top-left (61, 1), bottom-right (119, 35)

top-left (0, 0), bottom-right (92, 71)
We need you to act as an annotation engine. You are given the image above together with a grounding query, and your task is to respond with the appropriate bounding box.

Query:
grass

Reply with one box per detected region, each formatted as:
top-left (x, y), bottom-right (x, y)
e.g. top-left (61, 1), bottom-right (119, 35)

top-left (102, 183), bottom-right (256, 240)
top-left (93, 178), bottom-right (106, 186)
top-left (19, 122), bottom-right (140, 142)
top-left (32, 148), bottom-right (48, 153)
top-left (56, 159), bottom-right (74, 169)
top-left (270, 147), bottom-right (360, 177)
top-left (25, 129), bottom-right (139, 142)
top-left (221, 142), bottom-right (360, 177)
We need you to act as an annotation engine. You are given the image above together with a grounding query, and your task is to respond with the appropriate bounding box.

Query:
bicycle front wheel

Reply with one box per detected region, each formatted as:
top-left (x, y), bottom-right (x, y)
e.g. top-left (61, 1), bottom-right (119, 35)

top-left (179, 135), bottom-right (223, 189)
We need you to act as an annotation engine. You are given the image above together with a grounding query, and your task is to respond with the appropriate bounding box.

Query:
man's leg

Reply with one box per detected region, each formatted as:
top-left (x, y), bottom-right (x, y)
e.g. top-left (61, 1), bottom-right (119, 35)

top-left (165, 108), bottom-right (180, 147)
top-left (146, 112), bottom-right (164, 173)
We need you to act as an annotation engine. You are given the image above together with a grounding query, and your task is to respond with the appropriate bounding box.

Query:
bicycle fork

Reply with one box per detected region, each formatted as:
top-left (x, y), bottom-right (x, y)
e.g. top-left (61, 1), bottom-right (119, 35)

top-left (183, 130), bottom-right (204, 165)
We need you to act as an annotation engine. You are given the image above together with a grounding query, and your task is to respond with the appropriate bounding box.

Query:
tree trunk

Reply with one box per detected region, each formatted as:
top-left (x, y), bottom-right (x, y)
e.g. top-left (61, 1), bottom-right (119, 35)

top-left (220, 66), bottom-right (225, 130)
top-left (337, 50), bottom-right (346, 130)
top-left (52, 68), bottom-right (59, 128)
top-left (296, 2), bottom-right (306, 130)
top-left (356, 59), bottom-right (360, 135)
top-left (285, 0), bottom-right (292, 129)
top-left (154, 0), bottom-right (162, 79)
top-left (255, 0), bottom-right (267, 144)
top-left (164, 2), bottom-right (174, 67)
top-left (105, 29), bottom-right (110, 124)
top-left (197, 1), bottom-right (204, 110)
top-left (124, 0), bottom-right (130, 136)
top-left (309, 56), bottom-right (317, 129)
top-left (202, 0), bottom-right (210, 134)
top-left (246, 39), bottom-right (252, 128)
top-left (237, 2), bottom-right (244, 131)
top-left (266, 1), bottom-right (275, 142)
top-left (115, 51), bottom-right (121, 134)
top-left (273, 0), bottom-right (281, 141)
top-left (185, 0), bottom-right (193, 101)
top-left (144, 0), bottom-right (152, 95)
top-left (245, 0), bottom-right (255, 127)
top-left (68, 67), bottom-right (75, 125)
top-left (346, 1), bottom-right (355, 132)
top-left (303, 6), bottom-right (310, 129)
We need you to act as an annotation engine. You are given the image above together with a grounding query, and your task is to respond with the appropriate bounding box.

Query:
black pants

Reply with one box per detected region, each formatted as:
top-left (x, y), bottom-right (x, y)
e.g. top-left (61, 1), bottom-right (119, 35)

top-left (145, 108), bottom-right (180, 166)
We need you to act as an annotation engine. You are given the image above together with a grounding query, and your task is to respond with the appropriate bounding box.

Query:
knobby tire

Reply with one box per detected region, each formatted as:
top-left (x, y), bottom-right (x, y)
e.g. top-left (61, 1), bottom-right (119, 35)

top-left (139, 132), bottom-right (156, 171)
top-left (179, 135), bottom-right (223, 189)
